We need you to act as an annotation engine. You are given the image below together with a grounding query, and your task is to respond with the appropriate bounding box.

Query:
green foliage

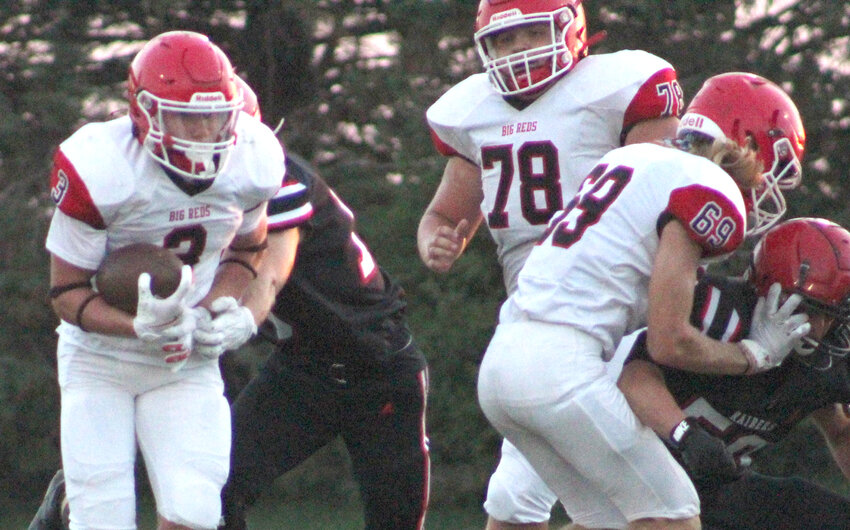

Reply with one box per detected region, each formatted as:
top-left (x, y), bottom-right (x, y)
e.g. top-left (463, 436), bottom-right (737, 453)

top-left (4, 0), bottom-right (850, 515)
top-left (0, 356), bottom-right (60, 505)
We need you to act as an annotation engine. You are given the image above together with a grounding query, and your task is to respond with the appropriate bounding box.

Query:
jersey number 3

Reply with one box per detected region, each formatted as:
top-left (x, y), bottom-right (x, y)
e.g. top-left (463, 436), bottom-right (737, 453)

top-left (483, 141), bottom-right (564, 228)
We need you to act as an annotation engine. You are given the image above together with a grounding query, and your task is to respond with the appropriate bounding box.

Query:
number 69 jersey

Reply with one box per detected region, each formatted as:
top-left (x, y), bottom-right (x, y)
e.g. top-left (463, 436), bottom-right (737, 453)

top-left (427, 50), bottom-right (683, 294)
top-left (44, 113), bottom-right (285, 364)
top-left (502, 142), bottom-right (747, 358)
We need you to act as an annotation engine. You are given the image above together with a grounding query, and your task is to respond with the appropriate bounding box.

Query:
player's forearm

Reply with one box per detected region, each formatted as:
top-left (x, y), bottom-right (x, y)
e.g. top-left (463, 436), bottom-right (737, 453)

top-left (618, 360), bottom-right (685, 438)
top-left (51, 287), bottom-right (136, 337)
top-left (649, 325), bottom-right (750, 375)
top-left (50, 255), bottom-right (136, 336)
top-left (200, 258), bottom-right (261, 308)
top-left (648, 224), bottom-right (750, 374)
top-left (239, 227), bottom-right (299, 324)
top-left (199, 225), bottom-right (270, 308)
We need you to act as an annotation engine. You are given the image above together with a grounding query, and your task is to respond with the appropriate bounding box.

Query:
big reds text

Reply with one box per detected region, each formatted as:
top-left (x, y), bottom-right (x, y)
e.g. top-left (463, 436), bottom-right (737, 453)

top-left (501, 121), bottom-right (538, 136)
top-left (169, 205), bottom-right (211, 222)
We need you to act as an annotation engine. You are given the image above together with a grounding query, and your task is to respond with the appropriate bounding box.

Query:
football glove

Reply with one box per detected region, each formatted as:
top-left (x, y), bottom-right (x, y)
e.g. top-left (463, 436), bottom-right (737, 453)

top-left (133, 265), bottom-right (194, 341)
top-left (160, 330), bottom-right (192, 372)
top-left (742, 282), bottom-right (810, 373)
top-left (669, 417), bottom-right (740, 486)
top-left (133, 265), bottom-right (196, 370)
top-left (192, 297), bottom-right (257, 359)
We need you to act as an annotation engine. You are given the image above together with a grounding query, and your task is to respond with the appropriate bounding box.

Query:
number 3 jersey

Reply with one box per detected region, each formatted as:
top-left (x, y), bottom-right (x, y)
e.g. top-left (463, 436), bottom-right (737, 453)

top-left (427, 50), bottom-right (683, 294)
top-left (45, 113), bottom-right (285, 363)
top-left (502, 142), bottom-right (747, 358)
top-left (622, 273), bottom-right (850, 458)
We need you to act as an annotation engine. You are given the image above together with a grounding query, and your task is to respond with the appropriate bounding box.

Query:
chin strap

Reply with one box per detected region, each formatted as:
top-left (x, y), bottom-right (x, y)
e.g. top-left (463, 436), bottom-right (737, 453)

top-left (585, 30), bottom-right (607, 50)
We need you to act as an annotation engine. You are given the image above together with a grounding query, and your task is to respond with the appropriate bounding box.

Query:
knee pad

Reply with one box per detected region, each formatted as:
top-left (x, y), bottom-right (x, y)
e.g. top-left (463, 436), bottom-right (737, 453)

top-left (65, 464), bottom-right (136, 529)
top-left (483, 453), bottom-right (557, 524)
top-left (156, 457), bottom-right (228, 529)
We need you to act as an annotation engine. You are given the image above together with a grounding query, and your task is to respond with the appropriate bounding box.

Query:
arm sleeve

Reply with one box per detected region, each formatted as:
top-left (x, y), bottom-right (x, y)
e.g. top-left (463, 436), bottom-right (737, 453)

top-left (50, 148), bottom-right (106, 229)
top-left (661, 184), bottom-right (745, 258)
top-left (45, 209), bottom-right (108, 270)
top-left (620, 68), bottom-right (684, 144)
top-left (267, 174), bottom-right (313, 231)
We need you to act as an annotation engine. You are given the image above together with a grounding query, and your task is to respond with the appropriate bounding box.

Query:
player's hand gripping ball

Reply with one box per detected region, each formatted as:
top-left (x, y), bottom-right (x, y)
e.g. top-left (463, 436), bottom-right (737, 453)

top-left (94, 243), bottom-right (184, 314)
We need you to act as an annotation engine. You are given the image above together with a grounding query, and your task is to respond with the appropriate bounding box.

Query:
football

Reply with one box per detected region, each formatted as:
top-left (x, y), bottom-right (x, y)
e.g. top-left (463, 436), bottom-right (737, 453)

top-left (94, 243), bottom-right (184, 315)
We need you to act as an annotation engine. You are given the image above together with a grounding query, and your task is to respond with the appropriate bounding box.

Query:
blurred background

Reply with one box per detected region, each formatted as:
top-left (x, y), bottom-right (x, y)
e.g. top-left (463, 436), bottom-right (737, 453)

top-left (2, 0), bottom-right (850, 526)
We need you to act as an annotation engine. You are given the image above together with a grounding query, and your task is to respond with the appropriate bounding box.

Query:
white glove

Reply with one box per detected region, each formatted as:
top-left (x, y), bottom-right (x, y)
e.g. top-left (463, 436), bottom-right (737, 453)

top-left (741, 282), bottom-right (810, 373)
top-left (160, 329), bottom-right (193, 372)
top-left (191, 306), bottom-right (219, 359)
top-left (133, 265), bottom-right (196, 370)
top-left (192, 297), bottom-right (257, 359)
top-left (133, 265), bottom-right (194, 341)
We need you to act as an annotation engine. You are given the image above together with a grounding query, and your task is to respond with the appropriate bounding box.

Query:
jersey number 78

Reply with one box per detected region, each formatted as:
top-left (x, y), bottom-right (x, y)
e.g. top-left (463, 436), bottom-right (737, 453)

top-left (483, 141), bottom-right (564, 228)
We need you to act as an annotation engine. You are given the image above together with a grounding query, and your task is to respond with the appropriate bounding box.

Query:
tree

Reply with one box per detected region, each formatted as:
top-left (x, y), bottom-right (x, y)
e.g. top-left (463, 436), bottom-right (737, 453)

top-left (2, 0), bottom-right (850, 510)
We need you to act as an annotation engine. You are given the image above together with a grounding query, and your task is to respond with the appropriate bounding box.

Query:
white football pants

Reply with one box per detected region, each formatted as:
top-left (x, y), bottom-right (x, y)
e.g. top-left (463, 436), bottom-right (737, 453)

top-left (57, 338), bottom-right (230, 529)
top-left (478, 321), bottom-right (699, 528)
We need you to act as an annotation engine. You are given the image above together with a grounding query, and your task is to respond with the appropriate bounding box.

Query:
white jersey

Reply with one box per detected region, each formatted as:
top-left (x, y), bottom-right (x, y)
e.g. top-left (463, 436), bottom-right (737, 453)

top-left (427, 50), bottom-right (683, 293)
top-left (501, 143), bottom-right (747, 358)
top-left (45, 112), bottom-right (283, 365)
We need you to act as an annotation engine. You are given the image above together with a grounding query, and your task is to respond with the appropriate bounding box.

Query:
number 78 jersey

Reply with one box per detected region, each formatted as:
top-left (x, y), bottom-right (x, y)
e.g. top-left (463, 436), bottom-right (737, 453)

top-left (427, 50), bottom-right (683, 293)
top-left (502, 143), bottom-right (747, 358)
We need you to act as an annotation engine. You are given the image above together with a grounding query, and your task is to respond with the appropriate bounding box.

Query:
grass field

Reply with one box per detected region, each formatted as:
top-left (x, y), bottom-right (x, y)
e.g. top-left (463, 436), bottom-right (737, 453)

top-left (9, 495), bottom-right (493, 529)
top-left (10, 484), bottom-right (579, 529)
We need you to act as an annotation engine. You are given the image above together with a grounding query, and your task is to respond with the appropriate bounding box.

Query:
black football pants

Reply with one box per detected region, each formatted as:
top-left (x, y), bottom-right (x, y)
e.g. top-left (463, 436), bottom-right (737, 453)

top-left (220, 351), bottom-right (429, 530)
top-left (699, 469), bottom-right (850, 529)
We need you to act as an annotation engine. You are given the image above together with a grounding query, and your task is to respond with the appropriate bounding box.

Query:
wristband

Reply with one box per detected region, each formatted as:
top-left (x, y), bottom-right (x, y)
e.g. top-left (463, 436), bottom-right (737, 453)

top-left (669, 418), bottom-right (691, 447)
top-left (228, 238), bottom-right (268, 253)
top-left (48, 281), bottom-right (93, 299)
top-left (738, 339), bottom-right (763, 375)
top-left (76, 293), bottom-right (101, 332)
top-left (218, 257), bottom-right (258, 279)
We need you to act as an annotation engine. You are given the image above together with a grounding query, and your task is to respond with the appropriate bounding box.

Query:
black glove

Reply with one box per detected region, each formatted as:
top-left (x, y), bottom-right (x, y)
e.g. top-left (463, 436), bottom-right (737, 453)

top-left (669, 417), bottom-right (741, 486)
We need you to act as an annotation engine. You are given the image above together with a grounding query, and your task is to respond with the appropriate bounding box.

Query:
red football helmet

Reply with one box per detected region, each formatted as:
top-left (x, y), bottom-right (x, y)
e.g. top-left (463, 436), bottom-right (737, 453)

top-left (677, 72), bottom-right (806, 236)
top-left (235, 74), bottom-right (262, 120)
top-left (128, 31), bottom-right (243, 181)
top-left (474, 0), bottom-right (587, 97)
top-left (750, 218), bottom-right (850, 369)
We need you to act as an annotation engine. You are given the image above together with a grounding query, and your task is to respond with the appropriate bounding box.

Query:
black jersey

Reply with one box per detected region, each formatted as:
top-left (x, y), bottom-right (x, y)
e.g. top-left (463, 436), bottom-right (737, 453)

top-left (624, 273), bottom-right (850, 459)
top-left (266, 155), bottom-right (423, 372)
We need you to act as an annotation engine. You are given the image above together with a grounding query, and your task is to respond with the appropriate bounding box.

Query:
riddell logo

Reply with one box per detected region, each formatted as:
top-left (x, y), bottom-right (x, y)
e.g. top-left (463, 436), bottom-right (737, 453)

top-left (680, 114), bottom-right (704, 129)
top-left (191, 93), bottom-right (226, 103)
top-left (491, 8), bottom-right (523, 22)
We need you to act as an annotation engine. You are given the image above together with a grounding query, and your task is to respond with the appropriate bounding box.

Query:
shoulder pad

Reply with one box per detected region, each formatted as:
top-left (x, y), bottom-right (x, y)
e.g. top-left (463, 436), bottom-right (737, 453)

top-left (51, 119), bottom-right (138, 228)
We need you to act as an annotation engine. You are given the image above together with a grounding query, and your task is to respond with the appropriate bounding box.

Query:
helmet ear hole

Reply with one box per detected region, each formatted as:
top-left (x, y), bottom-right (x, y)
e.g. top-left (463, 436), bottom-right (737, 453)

top-left (745, 134), bottom-right (759, 153)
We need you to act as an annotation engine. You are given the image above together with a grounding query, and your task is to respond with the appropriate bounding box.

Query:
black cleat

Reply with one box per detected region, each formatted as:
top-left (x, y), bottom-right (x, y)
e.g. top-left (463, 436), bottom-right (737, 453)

top-left (28, 469), bottom-right (69, 530)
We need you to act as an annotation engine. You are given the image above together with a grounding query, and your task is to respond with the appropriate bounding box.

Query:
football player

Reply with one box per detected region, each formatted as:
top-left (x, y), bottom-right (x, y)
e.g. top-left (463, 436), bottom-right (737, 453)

top-left (218, 152), bottom-right (430, 530)
top-left (41, 31), bottom-right (296, 530)
top-left (219, 79), bottom-right (429, 530)
top-left (31, 78), bottom-right (429, 530)
top-left (476, 71), bottom-right (806, 529)
top-left (417, 0), bottom-right (685, 527)
top-left (617, 217), bottom-right (850, 529)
